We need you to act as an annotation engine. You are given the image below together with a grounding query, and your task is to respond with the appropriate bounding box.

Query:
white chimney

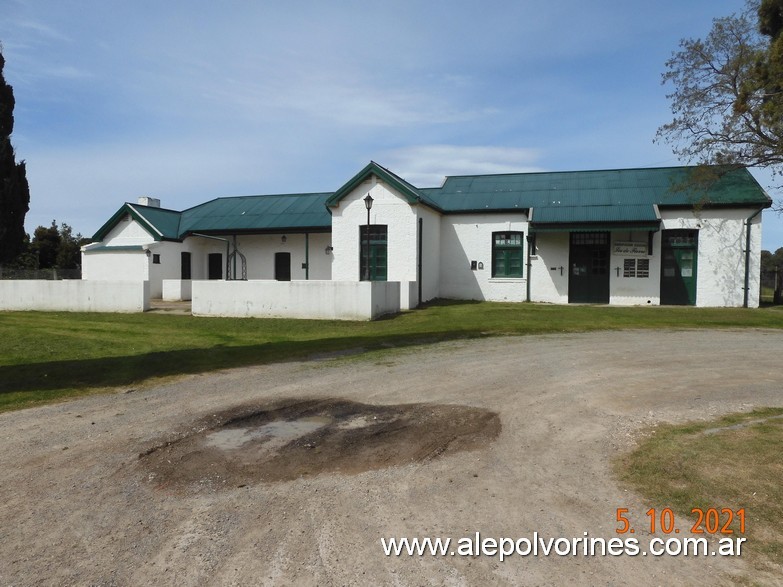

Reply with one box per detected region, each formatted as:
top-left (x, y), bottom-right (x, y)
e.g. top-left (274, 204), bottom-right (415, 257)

top-left (137, 196), bottom-right (160, 208)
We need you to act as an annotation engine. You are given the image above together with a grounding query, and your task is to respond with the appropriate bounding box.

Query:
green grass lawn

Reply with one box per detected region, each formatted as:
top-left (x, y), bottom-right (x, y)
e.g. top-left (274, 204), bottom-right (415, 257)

top-left (617, 408), bottom-right (783, 574)
top-left (2, 300), bottom-right (783, 412)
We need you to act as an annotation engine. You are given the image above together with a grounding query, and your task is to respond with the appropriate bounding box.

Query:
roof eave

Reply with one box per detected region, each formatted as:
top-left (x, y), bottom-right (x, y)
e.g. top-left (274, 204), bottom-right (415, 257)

top-left (179, 226), bottom-right (331, 238)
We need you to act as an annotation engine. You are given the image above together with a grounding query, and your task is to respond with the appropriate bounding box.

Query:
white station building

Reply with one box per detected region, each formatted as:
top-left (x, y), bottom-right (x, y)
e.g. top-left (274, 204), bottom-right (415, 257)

top-left (79, 162), bottom-right (771, 319)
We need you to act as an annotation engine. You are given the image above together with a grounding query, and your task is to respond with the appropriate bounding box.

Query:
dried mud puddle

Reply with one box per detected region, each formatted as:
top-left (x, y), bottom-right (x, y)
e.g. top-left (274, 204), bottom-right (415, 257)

top-left (140, 398), bottom-right (500, 490)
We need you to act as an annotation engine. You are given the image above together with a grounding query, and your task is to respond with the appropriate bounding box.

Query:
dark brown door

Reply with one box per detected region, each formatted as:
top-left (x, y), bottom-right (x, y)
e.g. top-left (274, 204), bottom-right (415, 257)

top-left (568, 232), bottom-right (610, 303)
top-left (275, 252), bottom-right (291, 281)
top-left (208, 253), bottom-right (222, 280)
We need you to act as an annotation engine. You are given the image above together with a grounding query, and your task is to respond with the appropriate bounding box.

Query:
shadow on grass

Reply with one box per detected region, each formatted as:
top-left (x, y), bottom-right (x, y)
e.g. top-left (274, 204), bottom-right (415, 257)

top-left (0, 330), bottom-right (486, 396)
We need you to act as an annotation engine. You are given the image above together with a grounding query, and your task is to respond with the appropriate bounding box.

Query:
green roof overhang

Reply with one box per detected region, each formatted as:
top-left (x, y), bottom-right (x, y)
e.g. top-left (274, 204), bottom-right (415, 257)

top-left (529, 203), bottom-right (661, 233)
top-left (82, 244), bottom-right (147, 252)
top-left (530, 222), bottom-right (661, 233)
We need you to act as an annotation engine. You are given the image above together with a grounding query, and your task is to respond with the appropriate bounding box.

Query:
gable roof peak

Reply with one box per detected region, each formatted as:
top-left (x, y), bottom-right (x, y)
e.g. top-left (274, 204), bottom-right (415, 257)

top-left (325, 161), bottom-right (442, 211)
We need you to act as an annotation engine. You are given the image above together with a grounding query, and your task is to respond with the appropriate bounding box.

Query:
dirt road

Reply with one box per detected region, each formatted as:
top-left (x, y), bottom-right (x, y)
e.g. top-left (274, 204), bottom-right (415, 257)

top-left (1, 329), bottom-right (782, 586)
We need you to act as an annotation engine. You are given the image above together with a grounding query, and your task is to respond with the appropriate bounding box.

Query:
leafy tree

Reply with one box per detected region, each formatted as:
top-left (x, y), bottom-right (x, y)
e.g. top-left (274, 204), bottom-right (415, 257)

top-left (761, 247), bottom-right (783, 271)
top-left (25, 220), bottom-right (89, 270)
top-left (5, 220), bottom-right (89, 270)
top-left (0, 48), bottom-right (30, 264)
top-left (656, 0), bottom-right (783, 204)
top-left (761, 246), bottom-right (783, 301)
top-left (31, 221), bottom-right (61, 269)
top-left (55, 222), bottom-right (88, 269)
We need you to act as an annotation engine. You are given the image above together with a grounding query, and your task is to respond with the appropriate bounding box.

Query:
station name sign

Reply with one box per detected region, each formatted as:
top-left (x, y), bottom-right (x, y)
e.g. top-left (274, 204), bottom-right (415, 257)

top-left (613, 241), bottom-right (648, 256)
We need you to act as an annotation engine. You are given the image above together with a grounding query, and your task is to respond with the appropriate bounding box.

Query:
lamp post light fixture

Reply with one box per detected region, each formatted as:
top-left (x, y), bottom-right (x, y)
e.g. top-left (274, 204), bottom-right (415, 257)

top-left (363, 193), bottom-right (373, 281)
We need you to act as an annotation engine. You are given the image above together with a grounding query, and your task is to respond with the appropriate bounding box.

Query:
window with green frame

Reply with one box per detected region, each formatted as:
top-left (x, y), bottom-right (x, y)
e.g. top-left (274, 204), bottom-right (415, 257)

top-left (359, 225), bottom-right (388, 281)
top-left (492, 232), bottom-right (523, 277)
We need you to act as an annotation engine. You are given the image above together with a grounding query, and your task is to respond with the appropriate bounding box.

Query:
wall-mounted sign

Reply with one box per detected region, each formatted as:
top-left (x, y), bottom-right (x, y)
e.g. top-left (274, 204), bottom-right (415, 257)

top-left (613, 241), bottom-right (648, 256)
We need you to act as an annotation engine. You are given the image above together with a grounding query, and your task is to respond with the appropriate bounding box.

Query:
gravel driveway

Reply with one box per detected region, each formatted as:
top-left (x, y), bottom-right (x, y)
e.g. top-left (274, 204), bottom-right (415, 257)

top-left (1, 329), bottom-right (782, 586)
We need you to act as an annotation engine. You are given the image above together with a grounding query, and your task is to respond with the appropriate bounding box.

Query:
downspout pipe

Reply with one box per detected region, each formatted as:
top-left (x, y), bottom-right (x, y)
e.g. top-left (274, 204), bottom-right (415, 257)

top-left (417, 218), bottom-right (423, 307)
top-left (743, 208), bottom-right (764, 308)
top-left (192, 233), bottom-right (231, 280)
top-left (526, 234), bottom-right (533, 303)
top-left (526, 208), bottom-right (534, 303)
top-left (305, 232), bottom-right (310, 280)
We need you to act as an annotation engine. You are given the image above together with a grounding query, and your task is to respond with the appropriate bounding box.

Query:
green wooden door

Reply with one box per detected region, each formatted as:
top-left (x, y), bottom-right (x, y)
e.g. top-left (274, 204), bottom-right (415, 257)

top-left (660, 230), bottom-right (698, 305)
top-left (568, 232), bottom-right (610, 303)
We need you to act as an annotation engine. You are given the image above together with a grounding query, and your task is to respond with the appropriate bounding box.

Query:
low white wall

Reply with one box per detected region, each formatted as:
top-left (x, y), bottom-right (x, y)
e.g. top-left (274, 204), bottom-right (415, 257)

top-left (192, 280), bottom-right (400, 320)
top-left (0, 280), bottom-right (150, 312)
top-left (399, 281), bottom-right (419, 310)
top-left (162, 279), bottom-right (192, 301)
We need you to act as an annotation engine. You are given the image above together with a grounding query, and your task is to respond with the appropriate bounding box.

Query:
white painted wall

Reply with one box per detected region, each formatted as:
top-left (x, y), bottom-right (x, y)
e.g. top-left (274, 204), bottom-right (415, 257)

top-left (529, 232), bottom-right (569, 303)
top-left (102, 215), bottom-right (156, 246)
top-left (162, 279), bottom-right (192, 301)
top-left (82, 249), bottom-right (149, 282)
top-left (84, 216), bottom-right (173, 299)
top-left (192, 280), bottom-right (400, 320)
top-left (0, 280), bottom-right (150, 312)
top-left (660, 207), bottom-right (763, 308)
top-left (529, 209), bottom-right (763, 307)
top-left (85, 230), bottom-right (333, 299)
top-left (439, 213), bottom-right (528, 302)
top-left (331, 177), bottom-right (419, 283)
top-left (399, 281), bottom-right (418, 310)
top-left (418, 205), bottom-right (441, 302)
top-left (227, 233), bottom-right (332, 280)
top-left (609, 231), bottom-right (660, 306)
top-left (84, 195), bottom-right (765, 310)
top-left (83, 243), bottom-right (188, 299)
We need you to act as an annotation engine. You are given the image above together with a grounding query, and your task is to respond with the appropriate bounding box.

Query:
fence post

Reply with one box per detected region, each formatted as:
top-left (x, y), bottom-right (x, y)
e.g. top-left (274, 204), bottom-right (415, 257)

top-left (775, 267), bottom-right (782, 305)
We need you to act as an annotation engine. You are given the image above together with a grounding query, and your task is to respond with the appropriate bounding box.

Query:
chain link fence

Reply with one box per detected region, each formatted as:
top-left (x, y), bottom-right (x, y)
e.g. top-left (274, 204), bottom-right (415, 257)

top-left (760, 269), bottom-right (782, 305)
top-left (0, 268), bottom-right (81, 280)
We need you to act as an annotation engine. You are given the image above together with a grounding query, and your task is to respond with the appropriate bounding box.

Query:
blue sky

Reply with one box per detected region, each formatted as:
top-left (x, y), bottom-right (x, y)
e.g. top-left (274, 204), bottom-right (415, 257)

top-left (3, 0), bottom-right (782, 249)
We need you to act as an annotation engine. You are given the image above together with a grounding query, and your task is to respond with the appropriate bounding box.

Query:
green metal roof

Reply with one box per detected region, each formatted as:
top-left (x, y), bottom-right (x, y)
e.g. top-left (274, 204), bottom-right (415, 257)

top-left (92, 203), bottom-right (182, 241)
top-left (130, 204), bottom-right (182, 239)
top-left (532, 204), bottom-right (659, 223)
top-left (426, 166), bottom-right (770, 212)
top-left (179, 192), bottom-right (332, 235)
top-left (530, 203), bottom-right (661, 232)
top-left (93, 164), bottom-right (770, 241)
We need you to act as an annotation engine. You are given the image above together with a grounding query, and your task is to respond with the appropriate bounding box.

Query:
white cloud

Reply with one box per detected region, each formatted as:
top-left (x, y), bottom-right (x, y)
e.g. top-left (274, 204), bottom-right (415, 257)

top-left (10, 19), bottom-right (71, 43)
top-left (22, 135), bottom-right (289, 235)
top-left (381, 145), bottom-right (546, 187)
top-left (199, 65), bottom-right (487, 130)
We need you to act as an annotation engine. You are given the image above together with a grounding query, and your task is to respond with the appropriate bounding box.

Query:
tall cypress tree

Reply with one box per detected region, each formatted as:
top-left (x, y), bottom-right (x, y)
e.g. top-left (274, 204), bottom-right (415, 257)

top-left (0, 49), bottom-right (30, 265)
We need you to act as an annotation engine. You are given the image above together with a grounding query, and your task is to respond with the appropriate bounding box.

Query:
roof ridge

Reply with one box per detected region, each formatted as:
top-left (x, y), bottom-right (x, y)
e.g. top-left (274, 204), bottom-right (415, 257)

top-left (126, 203), bottom-right (182, 214)
top-left (441, 164), bottom-right (715, 181)
top-left (210, 191), bottom-right (333, 200)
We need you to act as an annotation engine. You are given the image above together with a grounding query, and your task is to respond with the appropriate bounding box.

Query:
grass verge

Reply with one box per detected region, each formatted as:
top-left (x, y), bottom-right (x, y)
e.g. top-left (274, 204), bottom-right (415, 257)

top-left (616, 408), bottom-right (783, 575)
top-left (2, 300), bottom-right (783, 412)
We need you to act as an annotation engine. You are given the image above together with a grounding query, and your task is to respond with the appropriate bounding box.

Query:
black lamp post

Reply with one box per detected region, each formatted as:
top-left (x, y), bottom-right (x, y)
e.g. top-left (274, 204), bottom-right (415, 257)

top-left (363, 193), bottom-right (374, 281)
